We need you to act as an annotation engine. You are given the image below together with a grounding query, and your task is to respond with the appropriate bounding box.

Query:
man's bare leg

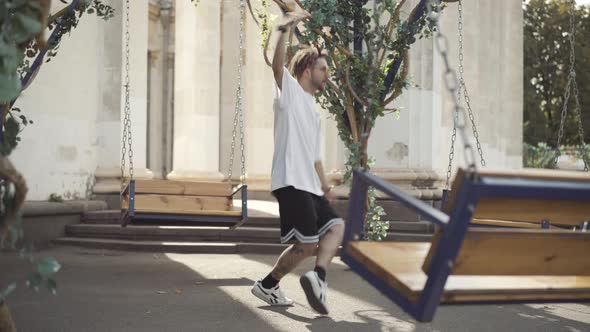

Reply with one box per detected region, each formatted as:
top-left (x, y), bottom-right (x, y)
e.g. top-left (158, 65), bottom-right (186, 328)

top-left (268, 242), bottom-right (318, 280)
top-left (315, 223), bottom-right (345, 270)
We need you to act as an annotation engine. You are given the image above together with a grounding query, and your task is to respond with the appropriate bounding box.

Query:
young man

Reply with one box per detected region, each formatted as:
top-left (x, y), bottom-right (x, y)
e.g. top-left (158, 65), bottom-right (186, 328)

top-left (250, 12), bottom-right (345, 315)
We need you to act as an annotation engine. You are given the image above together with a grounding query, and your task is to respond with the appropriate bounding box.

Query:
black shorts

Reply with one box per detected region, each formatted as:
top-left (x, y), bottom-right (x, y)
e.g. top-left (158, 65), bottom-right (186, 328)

top-left (272, 186), bottom-right (344, 244)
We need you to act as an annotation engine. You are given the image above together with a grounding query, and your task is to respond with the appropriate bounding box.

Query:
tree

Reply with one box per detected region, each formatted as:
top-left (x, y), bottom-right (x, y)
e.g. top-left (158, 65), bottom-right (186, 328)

top-left (523, 0), bottom-right (590, 147)
top-left (0, 1), bottom-right (113, 329)
top-left (251, 0), bottom-right (443, 239)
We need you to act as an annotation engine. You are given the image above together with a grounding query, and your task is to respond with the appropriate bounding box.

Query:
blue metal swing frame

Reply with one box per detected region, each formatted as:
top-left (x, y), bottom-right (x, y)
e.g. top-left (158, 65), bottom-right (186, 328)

top-left (341, 169), bottom-right (590, 322)
top-left (120, 180), bottom-right (248, 227)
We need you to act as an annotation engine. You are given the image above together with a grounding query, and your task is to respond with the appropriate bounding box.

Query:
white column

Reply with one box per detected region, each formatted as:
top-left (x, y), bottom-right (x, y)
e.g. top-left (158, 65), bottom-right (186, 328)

top-left (93, 0), bottom-right (124, 193)
top-left (124, 0), bottom-right (150, 174)
top-left (436, 0), bottom-right (523, 173)
top-left (169, 0), bottom-right (223, 181)
top-left (94, 0), bottom-right (152, 194)
top-left (220, 0), bottom-right (242, 182)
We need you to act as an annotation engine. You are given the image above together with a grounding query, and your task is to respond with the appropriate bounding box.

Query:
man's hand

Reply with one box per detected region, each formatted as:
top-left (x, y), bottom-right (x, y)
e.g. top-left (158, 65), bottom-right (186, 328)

top-left (322, 186), bottom-right (336, 202)
top-left (277, 10), bottom-right (312, 32)
top-left (273, 9), bottom-right (311, 89)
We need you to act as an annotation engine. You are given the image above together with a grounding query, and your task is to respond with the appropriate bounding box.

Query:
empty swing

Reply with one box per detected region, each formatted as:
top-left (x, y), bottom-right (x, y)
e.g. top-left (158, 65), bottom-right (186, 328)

top-left (120, 0), bottom-right (248, 228)
top-left (342, 0), bottom-right (590, 322)
top-left (443, 0), bottom-right (589, 230)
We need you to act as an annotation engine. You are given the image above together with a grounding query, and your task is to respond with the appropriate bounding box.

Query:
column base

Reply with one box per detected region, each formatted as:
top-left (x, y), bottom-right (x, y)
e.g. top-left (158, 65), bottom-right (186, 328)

top-left (93, 167), bottom-right (154, 194)
top-left (166, 170), bottom-right (225, 182)
top-left (330, 168), bottom-right (445, 200)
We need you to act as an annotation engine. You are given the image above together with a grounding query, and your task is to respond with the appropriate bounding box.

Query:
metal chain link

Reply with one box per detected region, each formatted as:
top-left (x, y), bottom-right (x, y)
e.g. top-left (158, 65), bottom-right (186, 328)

top-left (568, 1), bottom-right (588, 171)
top-left (446, 0), bottom-right (481, 188)
top-left (556, 76), bottom-right (572, 164)
top-left (572, 77), bottom-right (589, 171)
top-left (429, 0), bottom-right (477, 175)
top-left (445, 92), bottom-right (459, 189)
top-left (555, 0), bottom-right (588, 171)
top-left (120, 0), bottom-right (134, 188)
top-left (228, 0), bottom-right (247, 184)
top-left (457, 0), bottom-right (486, 167)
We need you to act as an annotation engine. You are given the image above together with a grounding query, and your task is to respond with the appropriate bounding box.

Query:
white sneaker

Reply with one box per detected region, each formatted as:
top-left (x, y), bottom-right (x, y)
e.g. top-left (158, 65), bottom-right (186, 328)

top-left (251, 280), bottom-right (294, 306)
top-left (300, 271), bottom-right (329, 315)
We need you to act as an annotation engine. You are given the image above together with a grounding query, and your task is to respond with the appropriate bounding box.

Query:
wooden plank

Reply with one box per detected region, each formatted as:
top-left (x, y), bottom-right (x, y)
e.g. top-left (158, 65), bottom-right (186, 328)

top-left (444, 168), bottom-right (590, 214)
top-left (423, 228), bottom-right (590, 276)
top-left (346, 241), bottom-right (421, 302)
top-left (473, 198), bottom-right (590, 226)
top-left (346, 241), bottom-right (590, 303)
top-left (133, 179), bottom-right (234, 196)
top-left (471, 218), bottom-right (550, 229)
top-left (122, 194), bottom-right (241, 216)
top-left (442, 168), bottom-right (467, 214)
top-left (478, 168), bottom-right (590, 182)
top-left (443, 168), bottom-right (590, 227)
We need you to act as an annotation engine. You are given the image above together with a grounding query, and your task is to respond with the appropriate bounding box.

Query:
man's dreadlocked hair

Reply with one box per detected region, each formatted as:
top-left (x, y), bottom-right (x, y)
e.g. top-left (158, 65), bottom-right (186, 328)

top-left (288, 46), bottom-right (327, 79)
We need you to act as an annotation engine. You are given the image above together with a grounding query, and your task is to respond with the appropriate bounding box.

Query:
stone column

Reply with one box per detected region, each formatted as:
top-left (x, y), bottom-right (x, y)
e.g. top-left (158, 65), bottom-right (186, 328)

top-left (436, 0), bottom-right (523, 174)
top-left (146, 1), bottom-right (174, 179)
top-left (169, 0), bottom-right (223, 181)
top-left (220, 0), bottom-right (243, 183)
top-left (94, 0), bottom-right (152, 194)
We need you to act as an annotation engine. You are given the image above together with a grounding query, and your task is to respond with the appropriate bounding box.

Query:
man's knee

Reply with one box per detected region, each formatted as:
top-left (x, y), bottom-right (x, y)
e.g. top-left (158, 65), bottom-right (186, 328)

top-left (293, 242), bottom-right (318, 257)
top-left (330, 222), bottom-right (345, 238)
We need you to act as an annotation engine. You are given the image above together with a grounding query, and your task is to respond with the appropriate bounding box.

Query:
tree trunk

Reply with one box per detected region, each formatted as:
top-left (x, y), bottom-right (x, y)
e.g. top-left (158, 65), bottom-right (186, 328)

top-left (0, 302), bottom-right (16, 332)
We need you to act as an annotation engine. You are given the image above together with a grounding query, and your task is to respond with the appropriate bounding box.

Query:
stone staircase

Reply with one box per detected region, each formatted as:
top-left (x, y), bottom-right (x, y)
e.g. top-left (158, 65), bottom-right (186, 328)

top-left (53, 200), bottom-right (436, 254)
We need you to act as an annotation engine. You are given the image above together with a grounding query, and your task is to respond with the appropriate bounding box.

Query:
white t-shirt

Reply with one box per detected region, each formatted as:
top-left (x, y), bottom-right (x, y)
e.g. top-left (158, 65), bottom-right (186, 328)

top-left (271, 68), bottom-right (323, 196)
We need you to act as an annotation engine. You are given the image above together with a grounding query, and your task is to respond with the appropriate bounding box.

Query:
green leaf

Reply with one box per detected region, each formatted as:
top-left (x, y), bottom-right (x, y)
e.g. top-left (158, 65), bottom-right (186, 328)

top-left (16, 13), bottom-right (43, 35)
top-left (26, 273), bottom-right (43, 291)
top-left (6, 225), bottom-right (19, 248)
top-left (0, 282), bottom-right (17, 300)
top-left (0, 72), bottom-right (21, 102)
top-left (46, 278), bottom-right (58, 295)
top-left (0, 36), bottom-right (16, 57)
top-left (0, 117), bottom-right (21, 156)
top-left (37, 257), bottom-right (61, 277)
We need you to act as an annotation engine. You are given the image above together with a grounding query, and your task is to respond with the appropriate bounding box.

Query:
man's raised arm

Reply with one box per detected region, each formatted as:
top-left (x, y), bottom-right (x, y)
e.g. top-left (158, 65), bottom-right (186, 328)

top-left (273, 11), bottom-right (311, 90)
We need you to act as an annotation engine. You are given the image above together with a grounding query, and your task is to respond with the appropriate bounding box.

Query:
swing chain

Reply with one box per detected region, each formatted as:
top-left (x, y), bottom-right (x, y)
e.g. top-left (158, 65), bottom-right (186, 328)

top-left (555, 1), bottom-right (588, 171)
top-left (429, 0), bottom-right (477, 176)
top-left (445, 105), bottom-right (458, 189)
top-left (457, 0), bottom-right (485, 168)
top-left (445, 0), bottom-right (485, 188)
top-left (121, 0), bottom-right (134, 188)
top-left (228, 0), bottom-right (247, 184)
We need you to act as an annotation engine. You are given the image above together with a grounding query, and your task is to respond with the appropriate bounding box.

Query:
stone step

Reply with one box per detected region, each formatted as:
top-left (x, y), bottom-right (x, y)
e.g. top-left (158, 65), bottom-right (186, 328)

top-left (66, 224), bottom-right (281, 243)
top-left (54, 232), bottom-right (430, 254)
top-left (82, 210), bottom-right (121, 223)
top-left (53, 237), bottom-right (290, 254)
top-left (65, 223), bottom-right (432, 248)
top-left (92, 195), bottom-right (433, 222)
top-left (69, 221), bottom-right (433, 242)
top-left (82, 210), bottom-right (434, 233)
top-left (82, 209), bottom-right (281, 228)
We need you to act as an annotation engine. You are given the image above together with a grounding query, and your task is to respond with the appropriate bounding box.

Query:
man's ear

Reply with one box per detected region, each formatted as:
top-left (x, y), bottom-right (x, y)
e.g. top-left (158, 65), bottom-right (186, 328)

top-left (304, 67), bottom-right (311, 79)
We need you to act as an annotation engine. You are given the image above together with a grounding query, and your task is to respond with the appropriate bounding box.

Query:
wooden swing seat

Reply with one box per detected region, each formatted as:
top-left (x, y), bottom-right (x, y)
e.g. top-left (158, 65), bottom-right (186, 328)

top-left (347, 229), bottom-right (590, 304)
top-left (121, 179), bottom-right (247, 226)
top-left (342, 168), bottom-right (590, 321)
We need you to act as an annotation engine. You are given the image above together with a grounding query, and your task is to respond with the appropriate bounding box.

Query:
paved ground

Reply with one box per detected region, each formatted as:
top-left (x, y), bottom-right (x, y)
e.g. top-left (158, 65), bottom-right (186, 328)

top-left (1, 246), bottom-right (589, 332)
